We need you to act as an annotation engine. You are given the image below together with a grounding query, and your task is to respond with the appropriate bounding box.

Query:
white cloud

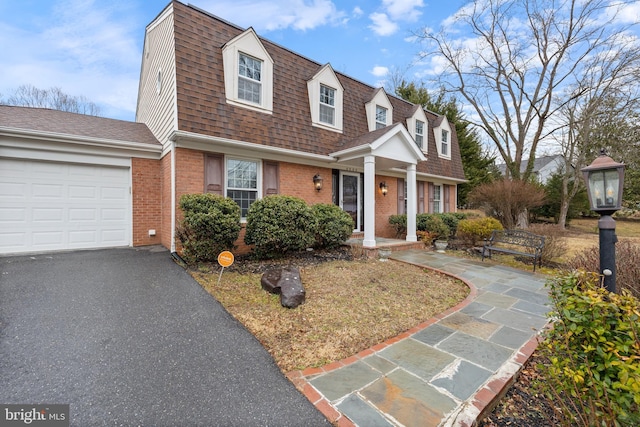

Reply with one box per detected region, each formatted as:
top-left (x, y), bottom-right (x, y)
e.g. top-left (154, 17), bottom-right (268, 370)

top-left (353, 6), bottom-right (364, 17)
top-left (371, 65), bottom-right (390, 77)
top-left (369, 12), bottom-right (398, 36)
top-left (195, 0), bottom-right (347, 32)
top-left (382, 0), bottom-right (424, 21)
top-left (0, 0), bottom-right (142, 120)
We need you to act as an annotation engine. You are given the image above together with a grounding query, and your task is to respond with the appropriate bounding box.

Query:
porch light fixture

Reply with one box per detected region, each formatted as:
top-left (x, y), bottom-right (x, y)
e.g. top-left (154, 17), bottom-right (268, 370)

top-left (581, 149), bottom-right (625, 293)
top-left (379, 181), bottom-right (388, 196)
top-left (313, 174), bottom-right (323, 192)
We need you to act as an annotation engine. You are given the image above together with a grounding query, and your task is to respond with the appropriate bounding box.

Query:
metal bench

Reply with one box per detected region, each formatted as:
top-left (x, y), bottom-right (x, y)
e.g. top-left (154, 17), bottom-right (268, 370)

top-left (482, 229), bottom-right (545, 271)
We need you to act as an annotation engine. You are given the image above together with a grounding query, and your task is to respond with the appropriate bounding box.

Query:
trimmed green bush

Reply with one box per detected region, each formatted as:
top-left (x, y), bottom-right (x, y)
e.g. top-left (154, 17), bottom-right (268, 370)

top-left (244, 195), bottom-right (317, 259)
top-left (537, 272), bottom-right (640, 426)
top-left (176, 193), bottom-right (241, 263)
top-left (456, 216), bottom-right (503, 246)
top-left (424, 215), bottom-right (450, 240)
top-left (389, 214), bottom-right (407, 237)
top-left (311, 203), bottom-right (354, 249)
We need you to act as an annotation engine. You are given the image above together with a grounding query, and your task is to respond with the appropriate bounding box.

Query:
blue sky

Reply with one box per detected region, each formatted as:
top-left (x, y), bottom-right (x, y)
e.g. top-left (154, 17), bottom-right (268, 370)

top-left (0, 0), bottom-right (465, 121)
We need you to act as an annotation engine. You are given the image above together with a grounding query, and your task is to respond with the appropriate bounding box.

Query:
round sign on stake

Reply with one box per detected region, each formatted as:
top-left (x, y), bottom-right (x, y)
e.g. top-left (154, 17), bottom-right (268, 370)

top-left (217, 251), bottom-right (234, 268)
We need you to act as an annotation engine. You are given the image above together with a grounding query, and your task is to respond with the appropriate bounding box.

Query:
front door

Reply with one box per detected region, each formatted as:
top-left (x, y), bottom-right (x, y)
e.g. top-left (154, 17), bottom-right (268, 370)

top-left (340, 172), bottom-right (360, 231)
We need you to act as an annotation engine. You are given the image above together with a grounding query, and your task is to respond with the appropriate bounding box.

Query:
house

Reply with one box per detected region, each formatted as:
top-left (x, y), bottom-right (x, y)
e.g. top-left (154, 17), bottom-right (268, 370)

top-left (0, 1), bottom-right (465, 256)
top-left (496, 154), bottom-right (566, 184)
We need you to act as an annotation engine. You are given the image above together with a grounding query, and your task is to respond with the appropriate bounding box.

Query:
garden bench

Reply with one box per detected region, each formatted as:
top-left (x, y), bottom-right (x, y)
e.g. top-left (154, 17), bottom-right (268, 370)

top-left (482, 229), bottom-right (545, 271)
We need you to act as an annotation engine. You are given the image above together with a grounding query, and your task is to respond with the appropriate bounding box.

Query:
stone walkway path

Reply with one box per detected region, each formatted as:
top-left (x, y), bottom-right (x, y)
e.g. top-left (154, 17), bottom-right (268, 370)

top-left (287, 250), bottom-right (551, 427)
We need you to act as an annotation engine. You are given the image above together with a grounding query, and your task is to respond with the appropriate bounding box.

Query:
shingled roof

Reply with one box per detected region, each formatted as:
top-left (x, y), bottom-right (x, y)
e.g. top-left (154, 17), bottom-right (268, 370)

top-left (169, 1), bottom-right (465, 181)
top-left (0, 105), bottom-right (160, 146)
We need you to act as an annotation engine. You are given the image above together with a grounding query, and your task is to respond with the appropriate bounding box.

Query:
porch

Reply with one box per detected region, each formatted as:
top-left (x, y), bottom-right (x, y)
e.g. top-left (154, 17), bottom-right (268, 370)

top-left (345, 233), bottom-right (426, 258)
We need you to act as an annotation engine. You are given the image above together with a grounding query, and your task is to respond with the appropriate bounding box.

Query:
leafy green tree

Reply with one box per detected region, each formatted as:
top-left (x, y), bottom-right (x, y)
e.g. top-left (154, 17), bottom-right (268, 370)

top-left (396, 81), bottom-right (497, 207)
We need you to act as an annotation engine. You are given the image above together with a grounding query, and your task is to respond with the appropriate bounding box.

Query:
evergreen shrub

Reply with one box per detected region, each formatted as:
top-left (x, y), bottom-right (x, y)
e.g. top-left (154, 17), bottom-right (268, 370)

top-left (244, 195), bottom-right (317, 259)
top-left (311, 203), bottom-right (354, 249)
top-left (176, 193), bottom-right (241, 263)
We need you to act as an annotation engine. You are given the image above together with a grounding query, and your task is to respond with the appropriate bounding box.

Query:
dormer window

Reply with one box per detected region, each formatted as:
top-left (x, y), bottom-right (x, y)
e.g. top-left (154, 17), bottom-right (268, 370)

top-left (441, 129), bottom-right (449, 156)
top-left (307, 64), bottom-right (343, 132)
top-left (376, 106), bottom-right (388, 129)
top-left (238, 53), bottom-right (262, 104)
top-left (365, 88), bottom-right (393, 131)
top-left (415, 120), bottom-right (424, 149)
top-left (222, 28), bottom-right (274, 114)
top-left (319, 84), bottom-right (335, 125)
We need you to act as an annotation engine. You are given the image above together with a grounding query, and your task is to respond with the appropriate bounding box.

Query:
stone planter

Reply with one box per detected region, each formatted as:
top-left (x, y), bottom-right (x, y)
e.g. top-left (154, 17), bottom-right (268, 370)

top-left (378, 248), bottom-right (392, 261)
top-left (434, 240), bottom-right (448, 253)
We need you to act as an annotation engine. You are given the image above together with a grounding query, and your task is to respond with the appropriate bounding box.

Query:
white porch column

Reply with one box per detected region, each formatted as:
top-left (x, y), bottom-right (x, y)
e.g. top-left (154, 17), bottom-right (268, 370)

top-left (363, 155), bottom-right (376, 248)
top-left (406, 164), bottom-right (418, 242)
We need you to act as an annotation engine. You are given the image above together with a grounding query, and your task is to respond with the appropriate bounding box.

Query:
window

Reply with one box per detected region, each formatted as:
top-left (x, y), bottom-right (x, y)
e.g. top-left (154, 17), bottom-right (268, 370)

top-left (238, 53), bottom-right (262, 104)
top-left (319, 84), bottom-right (335, 125)
top-left (376, 106), bottom-right (387, 129)
top-left (441, 129), bottom-right (449, 156)
top-left (433, 184), bottom-right (442, 213)
top-left (227, 158), bottom-right (259, 217)
top-left (415, 120), bottom-right (424, 149)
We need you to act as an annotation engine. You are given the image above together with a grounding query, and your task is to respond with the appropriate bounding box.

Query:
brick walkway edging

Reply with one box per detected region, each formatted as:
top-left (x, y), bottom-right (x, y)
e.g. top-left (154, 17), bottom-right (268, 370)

top-left (285, 259), bottom-right (545, 427)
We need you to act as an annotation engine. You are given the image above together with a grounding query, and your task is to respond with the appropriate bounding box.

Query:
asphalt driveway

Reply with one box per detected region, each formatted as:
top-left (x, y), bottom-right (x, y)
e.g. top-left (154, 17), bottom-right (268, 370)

top-left (0, 247), bottom-right (331, 426)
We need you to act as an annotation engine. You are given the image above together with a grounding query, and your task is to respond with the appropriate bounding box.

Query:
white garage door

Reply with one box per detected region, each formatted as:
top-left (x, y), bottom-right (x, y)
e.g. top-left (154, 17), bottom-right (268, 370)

top-left (0, 158), bottom-right (131, 254)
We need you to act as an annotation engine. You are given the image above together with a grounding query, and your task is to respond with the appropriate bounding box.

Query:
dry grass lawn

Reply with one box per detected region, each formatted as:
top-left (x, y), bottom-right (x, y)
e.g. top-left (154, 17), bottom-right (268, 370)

top-left (192, 259), bottom-right (468, 372)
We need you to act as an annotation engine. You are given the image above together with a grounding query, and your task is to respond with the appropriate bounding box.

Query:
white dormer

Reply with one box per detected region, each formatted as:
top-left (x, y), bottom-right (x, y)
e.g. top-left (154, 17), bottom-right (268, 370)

top-left (307, 64), bottom-right (343, 132)
top-left (433, 115), bottom-right (452, 159)
top-left (365, 88), bottom-right (393, 132)
top-left (406, 106), bottom-right (428, 153)
top-left (222, 28), bottom-right (274, 114)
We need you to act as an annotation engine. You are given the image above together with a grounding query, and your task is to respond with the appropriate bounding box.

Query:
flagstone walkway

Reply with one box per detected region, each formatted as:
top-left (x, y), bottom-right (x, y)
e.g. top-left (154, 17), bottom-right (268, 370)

top-left (287, 250), bottom-right (551, 427)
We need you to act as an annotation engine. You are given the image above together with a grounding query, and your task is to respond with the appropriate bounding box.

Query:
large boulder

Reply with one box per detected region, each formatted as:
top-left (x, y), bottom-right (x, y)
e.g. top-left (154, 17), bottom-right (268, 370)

top-left (261, 267), bottom-right (306, 308)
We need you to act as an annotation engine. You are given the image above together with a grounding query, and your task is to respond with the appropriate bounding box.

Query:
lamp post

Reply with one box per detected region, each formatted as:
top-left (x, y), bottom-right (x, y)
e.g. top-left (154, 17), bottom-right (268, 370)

top-left (581, 150), bottom-right (625, 293)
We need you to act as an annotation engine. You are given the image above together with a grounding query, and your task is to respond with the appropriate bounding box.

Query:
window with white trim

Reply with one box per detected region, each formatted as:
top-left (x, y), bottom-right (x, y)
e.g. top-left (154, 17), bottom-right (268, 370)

top-left (433, 184), bottom-right (442, 213)
top-left (441, 129), bottom-right (449, 157)
top-left (376, 106), bottom-right (388, 129)
top-left (222, 28), bottom-right (274, 113)
top-left (226, 158), bottom-right (259, 218)
top-left (319, 84), bottom-right (335, 125)
top-left (238, 53), bottom-right (262, 104)
top-left (415, 120), bottom-right (424, 149)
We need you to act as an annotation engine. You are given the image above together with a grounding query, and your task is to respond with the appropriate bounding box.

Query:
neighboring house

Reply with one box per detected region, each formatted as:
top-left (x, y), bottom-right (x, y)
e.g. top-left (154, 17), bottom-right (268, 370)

top-left (496, 155), bottom-right (566, 184)
top-left (0, 0), bottom-right (465, 256)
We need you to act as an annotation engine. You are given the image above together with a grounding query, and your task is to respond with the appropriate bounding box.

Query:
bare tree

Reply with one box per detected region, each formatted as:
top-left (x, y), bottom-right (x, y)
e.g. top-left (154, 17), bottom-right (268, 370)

top-left (1, 84), bottom-right (101, 116)
top-left (418, 0), bottom-right (640, 183)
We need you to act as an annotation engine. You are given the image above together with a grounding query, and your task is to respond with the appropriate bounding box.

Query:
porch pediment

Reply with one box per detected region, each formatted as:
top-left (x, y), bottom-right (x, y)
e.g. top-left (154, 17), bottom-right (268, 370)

top-left (330, 123), bottom-right (426, 169)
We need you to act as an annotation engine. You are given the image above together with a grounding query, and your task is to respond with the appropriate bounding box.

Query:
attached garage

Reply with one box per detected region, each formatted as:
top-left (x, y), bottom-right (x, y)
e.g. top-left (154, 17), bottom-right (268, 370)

top-left (0, 106), bottom-right (162, 255)
top-left (0, 158), bottom-right (131, 254)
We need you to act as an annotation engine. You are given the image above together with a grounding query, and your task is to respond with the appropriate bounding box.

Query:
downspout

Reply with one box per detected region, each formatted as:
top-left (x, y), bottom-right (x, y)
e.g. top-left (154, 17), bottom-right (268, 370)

top-left (170, 139), bottom-right (177, 253)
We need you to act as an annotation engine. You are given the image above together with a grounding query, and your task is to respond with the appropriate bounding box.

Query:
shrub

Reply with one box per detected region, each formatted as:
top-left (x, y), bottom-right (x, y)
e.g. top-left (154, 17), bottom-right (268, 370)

top-left (566, 239), bottom-right (640, 298)
top-left (244, 195), bottom-right (317, 259)
top-left (424, 215), bottom-right (450, 240)
top-left (455, 217), bottom-right (503, 246)
top-left (469, 179), bottom-right (546, 229)
top-left (536, 272), bottom-right (640, 426)
top-left (440, 212), bottom-right (467, 237)
top-left (311, 203), bottom-right (354, 249)
top-left (389, 214), bottom-right (407, 238)
top-left (527, 223), bottom-right (568, 265)
top-left (176, 193), bottom-right (241, 263)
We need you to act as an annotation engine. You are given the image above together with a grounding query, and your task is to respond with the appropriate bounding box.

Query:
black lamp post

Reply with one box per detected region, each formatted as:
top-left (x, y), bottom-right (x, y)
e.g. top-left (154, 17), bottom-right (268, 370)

top-left (581, 150), bottom-right (625, 293)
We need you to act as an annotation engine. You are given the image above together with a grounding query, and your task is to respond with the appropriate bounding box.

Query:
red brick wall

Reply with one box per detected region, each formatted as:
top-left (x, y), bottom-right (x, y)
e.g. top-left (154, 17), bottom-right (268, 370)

top-left (375, 174), bottom-right (397, 238)
top-left (160, 153), bottom-right (172, 249)
top-left (131, 158), bottom-right (162, 246)
top-left (279, 163), bottom-right (333, 205)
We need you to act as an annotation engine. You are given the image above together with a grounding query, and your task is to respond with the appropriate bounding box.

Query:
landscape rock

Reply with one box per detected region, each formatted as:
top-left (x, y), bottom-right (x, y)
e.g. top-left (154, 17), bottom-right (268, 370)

top-left (261, 267), bottom-right (306, 308)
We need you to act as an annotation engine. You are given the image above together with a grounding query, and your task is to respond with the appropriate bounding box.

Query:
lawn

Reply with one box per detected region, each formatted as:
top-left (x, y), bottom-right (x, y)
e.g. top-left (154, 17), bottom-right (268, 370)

top-left (189, 217), bottom-right (640, 378)
top-left (192, 256), bottom-right (468, 372)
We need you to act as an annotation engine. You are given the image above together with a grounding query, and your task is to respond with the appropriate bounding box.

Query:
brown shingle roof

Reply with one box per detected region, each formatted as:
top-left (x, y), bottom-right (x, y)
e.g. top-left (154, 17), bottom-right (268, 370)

top-left (170, 1), bottom-right (464, 181)
top-left (0, 105), bottom-right (160, 146)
